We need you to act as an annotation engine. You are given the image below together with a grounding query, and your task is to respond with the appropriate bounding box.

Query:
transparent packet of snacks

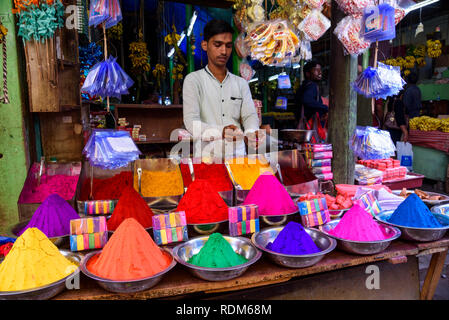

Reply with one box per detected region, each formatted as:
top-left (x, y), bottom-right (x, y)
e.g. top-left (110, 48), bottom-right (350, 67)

top-left (298, 9), bottom-right (331, 42)
top-left (334, 15), bottom-right (371, 56)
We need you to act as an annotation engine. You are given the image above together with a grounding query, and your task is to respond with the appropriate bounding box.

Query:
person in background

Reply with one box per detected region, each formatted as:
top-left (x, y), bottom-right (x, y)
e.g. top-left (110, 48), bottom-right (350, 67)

top-left (384, 91), bottom-right (408, 145)
top-left (294, 60), bottom-right (329, 124)
top-left (403, 72), bottom-right (422, 119)
top-left (182, 19), bottom-right (264, 157)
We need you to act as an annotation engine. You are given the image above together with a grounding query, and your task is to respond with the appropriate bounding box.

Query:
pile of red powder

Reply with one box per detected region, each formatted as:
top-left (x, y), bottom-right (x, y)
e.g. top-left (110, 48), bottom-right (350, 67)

top-left (176, 179), bottom-right (228, 224)
top-left (79, 171), bottom-right (133, 200)
top-left (107, 186), bottom-right (154, 231)
top-left (180, 162), bottom-right (233, 192)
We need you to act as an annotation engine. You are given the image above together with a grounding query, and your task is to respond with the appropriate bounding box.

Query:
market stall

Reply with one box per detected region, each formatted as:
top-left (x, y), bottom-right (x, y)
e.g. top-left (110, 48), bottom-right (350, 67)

top-left (2, 0), bottom-right (449, 304)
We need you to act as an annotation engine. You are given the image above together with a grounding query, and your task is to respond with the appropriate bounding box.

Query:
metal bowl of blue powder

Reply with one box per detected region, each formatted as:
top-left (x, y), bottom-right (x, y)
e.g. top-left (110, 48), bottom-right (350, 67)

top-left (251, 222), bottom-right (337, 268)
top-left (375, 193), bottom-right (449, 242)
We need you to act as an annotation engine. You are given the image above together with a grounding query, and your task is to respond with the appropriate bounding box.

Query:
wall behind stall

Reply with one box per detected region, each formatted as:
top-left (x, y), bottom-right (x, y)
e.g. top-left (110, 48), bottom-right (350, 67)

top-left (0, 0), bottom-right (30, 233)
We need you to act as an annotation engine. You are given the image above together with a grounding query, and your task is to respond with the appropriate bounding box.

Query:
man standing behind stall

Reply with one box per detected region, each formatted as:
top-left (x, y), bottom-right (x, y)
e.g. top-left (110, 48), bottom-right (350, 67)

top-left (182, 19), bottom-right (264, 158)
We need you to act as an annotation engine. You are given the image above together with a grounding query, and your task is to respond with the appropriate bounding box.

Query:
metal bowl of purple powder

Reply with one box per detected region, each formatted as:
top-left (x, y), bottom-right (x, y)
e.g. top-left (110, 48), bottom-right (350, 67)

top-left (251, 225), bottom-right (337, 268)
top-left (375, 211), bottom-right (449, 242)
top-left (9, 220), bottom-right (69, 248)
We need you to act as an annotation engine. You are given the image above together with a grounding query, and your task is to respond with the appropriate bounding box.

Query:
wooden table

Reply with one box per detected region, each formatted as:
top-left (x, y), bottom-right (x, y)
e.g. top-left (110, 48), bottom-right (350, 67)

top-left (56, 236), bottom-right (449, 300)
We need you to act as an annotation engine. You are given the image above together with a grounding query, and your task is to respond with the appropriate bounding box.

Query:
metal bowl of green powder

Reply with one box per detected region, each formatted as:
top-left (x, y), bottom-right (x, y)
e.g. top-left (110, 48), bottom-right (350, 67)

top-left (172, 233), bottom-right (262, 281)
top-left (251, 226), bottom-right (337, 268)
top-left (375, 211), bottom-right (449, 242)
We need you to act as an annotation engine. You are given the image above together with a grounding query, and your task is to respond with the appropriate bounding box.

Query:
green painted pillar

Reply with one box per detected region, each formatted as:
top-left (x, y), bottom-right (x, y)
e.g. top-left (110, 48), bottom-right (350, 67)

top-left (0, 1), bottom-right (29, 232)
top-left (169, 57), bottom-right (174, 101)
top-left (185, 5), bottom-right (194, 74)
top-left (231, 21), bottom-right (241, 76)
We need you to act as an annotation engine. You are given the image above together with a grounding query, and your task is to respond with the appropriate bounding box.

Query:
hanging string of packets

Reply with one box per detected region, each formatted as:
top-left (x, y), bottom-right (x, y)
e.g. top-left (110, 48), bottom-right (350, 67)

top-left (352, 62), bottom-right (405, 99)
top-left (81, 56), bottom-right (134, 99)
top-left (89, 0), bottom-right (122, 29)
top-left (350, 126), bottom-right (396, 160)
top-left (83, 130), bottom-right (141, 170)
top-left (16, 1), bottom-right (64, 42)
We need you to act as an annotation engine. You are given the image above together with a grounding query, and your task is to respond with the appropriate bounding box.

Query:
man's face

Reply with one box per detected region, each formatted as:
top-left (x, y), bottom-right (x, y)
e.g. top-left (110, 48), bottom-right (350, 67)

top-left (307, 64), bottom-right (322, 81)
top-left (201, 32), bottom-right (233, 68)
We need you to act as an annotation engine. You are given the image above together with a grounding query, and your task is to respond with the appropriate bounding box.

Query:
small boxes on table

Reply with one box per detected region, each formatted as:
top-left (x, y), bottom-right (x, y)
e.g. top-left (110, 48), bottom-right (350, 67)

top-left (297, 197), bottom-right (330, 227)
top-left (152, 211), bottom-right (188, 245)
top-left (228, 204), bottom-right (259, 236)
top-left (70, 216), bottom-right (108, 251)
top-left (83, 200), bottom-right (116, 215)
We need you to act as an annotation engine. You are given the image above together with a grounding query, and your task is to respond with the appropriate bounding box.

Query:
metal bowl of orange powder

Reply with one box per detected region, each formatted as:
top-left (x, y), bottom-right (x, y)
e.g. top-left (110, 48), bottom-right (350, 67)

top-left (80, 248), bottom-right (177, 293)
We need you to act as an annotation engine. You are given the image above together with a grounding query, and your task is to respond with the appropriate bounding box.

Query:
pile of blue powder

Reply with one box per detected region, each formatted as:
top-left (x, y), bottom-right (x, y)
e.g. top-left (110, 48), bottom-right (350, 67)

top-left (387, 193), bottom-right (443, 228)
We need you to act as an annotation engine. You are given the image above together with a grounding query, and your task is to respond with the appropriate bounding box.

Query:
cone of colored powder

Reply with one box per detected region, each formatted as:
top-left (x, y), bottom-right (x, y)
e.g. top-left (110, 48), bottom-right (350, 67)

top-left (242, 173), bottom-right (297, 216)
top-left (107, 186), bottom-right (154, 231)
top-left (176, 179), bottom-right (228, 224)
top-left (18, 194), bottom-right (80, 238)
top-left (87, 218), bottom-right (172, 281)
top-left (387, 193), bottom-right (443, 228)
top-left (328, 204), bottom-right (390, 241)
top-left (266, 221), bottom-right (321, 255)
top-left (187, 233), bottom-right (248, 268)
top-left (0, 228), bottom-right (77, 291)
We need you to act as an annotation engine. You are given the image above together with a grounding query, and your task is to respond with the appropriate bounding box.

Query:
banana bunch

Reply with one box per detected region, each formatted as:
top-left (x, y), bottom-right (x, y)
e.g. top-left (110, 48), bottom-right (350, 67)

top-left (129, 41), bottom-right (151, 73)
top-left (404, 56), bottom-right (415, 69)
top-left (107, 23), bottom-right (123, 41)
top-left (152, 64), bottom-right (166, 78)
top-left (164, 32), bottom-right (180, 46)
top-left (411, 116), bottom-right (442, 131)
top-left (440, 118), bottom-right (449, 133)
top-left (413, 45), bottom-right (426, 57)
top-left (416, 57), bottom-right (426, 67)
top-left (172, 63), bottom-right (184, 80)
top-left (0, 22), bottom-right (7, 42)
top-left (427, 39), bottom-right (442, 58)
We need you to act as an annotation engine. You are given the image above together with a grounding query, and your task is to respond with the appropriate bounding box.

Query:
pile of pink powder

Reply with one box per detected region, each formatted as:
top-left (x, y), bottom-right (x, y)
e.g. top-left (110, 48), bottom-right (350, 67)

top-left (18, 163), bottom-right (80, 204)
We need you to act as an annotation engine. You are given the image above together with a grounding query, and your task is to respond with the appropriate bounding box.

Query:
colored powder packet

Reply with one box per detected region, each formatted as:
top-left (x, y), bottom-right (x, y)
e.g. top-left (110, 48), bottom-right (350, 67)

top-left (176, 179), bottom-right (228, 224)
top-left (387, 193), bottom-right (443, 228)
top-left (0, 228), bottom-right (77, 291)
top-left (328, 204), bottom-right (390, 241)
top-left (87, 218), bottom-right (172, 281)
top-left (107, 186), bottom-right (154, 231)
top-left (188, 233), bottom-right (248, 268)
top-left (17, 194), bottom-right (80, 238)
top-left (266, 221), bottom-right (321, 255)
top-left (243, 173), bottom-right (297, 216)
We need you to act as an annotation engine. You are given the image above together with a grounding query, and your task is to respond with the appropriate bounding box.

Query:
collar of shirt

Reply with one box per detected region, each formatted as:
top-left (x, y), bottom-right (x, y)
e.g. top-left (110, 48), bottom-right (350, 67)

top-left (204, 65), bottom-right (230, 84)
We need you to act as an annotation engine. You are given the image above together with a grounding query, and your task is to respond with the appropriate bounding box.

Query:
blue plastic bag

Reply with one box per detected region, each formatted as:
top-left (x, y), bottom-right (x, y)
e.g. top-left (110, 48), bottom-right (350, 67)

top-left (362, 3), bottom-right (396, 42)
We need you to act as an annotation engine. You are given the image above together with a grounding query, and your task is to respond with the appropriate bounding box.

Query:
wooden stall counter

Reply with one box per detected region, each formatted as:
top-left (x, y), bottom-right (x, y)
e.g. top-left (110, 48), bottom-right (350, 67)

top-left (55, 236), bottom-right (449, 300)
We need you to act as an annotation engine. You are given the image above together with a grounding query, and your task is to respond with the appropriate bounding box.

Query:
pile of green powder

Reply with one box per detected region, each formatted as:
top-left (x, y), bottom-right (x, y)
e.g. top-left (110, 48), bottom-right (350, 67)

top-left (187, 233), bottom-right (248, 268)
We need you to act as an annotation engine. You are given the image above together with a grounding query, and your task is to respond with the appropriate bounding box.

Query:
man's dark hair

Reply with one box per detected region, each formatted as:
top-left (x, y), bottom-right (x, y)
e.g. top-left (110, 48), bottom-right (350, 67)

top-left (303, 60), bottom-right (321, 75)
top-left (407, 72), bottom-right (418, 85)
top-left (203, 19), bottom-right (234, 42)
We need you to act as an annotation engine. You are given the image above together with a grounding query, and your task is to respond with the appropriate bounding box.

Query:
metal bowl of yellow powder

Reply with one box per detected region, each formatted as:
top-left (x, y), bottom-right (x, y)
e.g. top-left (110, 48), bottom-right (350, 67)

top-left (9, 220), bottom-right (69, 248)
top-left (0, 250), bottom-right (80, 300)
top-left (172, 234), bottom-right (262, 281)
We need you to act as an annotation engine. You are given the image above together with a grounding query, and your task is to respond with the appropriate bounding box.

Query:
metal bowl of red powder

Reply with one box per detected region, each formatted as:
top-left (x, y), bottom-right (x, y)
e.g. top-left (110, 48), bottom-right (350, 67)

top-left (172, 235), bottom-right (262, 281)
top-left (319, 219), bottom-right (401, 255)
top-left (0, 250), bottom-right (81, 300)
top-left (79, 248), bottom-right (177, 293)
top-left (375, 211), bottom-right (449, 242)
top-left (9, 220), bottom-right (68, 248)
top-left (251, 226), bottom-right (336, 268)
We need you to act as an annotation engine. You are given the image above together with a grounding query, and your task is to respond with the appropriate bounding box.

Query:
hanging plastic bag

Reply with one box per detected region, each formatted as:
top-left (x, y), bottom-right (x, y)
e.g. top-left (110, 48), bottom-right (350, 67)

top-left (277, 74), bottom-right (291, 89)
top-left (396, 141), bottom-right (413, 171)
top-left (334, 16), bottom-right (371, 56)
top-left (362, 3), bottom-right (396, 42)
top-left (235, 32), bottom-right (250, 58)
top-left (298, 9), bottom-right (330, 42)
top-left (334, 0), bottom-right (375, 17)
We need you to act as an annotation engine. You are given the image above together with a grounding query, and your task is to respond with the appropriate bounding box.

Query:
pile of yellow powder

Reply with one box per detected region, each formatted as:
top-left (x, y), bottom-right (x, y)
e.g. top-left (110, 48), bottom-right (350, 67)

top-left (134, 169), bottom-right (184, 197)
top-left (0, 228), bottom-right (78, 292)
top-left (227, 157), bottom-right (274, 190)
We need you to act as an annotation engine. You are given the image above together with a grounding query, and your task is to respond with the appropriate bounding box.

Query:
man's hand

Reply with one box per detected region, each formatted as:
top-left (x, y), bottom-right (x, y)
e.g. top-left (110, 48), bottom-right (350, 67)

top-left (245, 129), bottom-right (267, 150)
top-left (222, 125), bottom-right (244, 142)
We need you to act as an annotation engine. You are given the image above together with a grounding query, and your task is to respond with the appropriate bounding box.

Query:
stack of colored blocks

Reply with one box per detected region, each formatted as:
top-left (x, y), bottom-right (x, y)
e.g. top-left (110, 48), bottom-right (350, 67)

top-left (228, 204), bottom-right (259, 236)
top-left (297, 197), bottom-right (330, 227)
top-left (70, 216), bottom-right (108, 251)
top-left (83, 200), bottom-right (116, 215)
top-left (354, 190), bottom-right (383, 217)
top-left (152, 211), bottom-right (188, 245)
top-left (357, 159), bottom-right (407, 181)
top-left (303, 144), bottom-right (333, 181)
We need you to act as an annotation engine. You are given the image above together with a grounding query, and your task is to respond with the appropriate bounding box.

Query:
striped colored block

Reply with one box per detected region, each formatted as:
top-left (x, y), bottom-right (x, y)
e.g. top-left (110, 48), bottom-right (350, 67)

top-left (300, 210), bottom-right (330, 228)
top-left (152, 211), bottom-right (187, 230)
top-left (84, 200), bottom-right (116, 215)
top-left (70, 217), bottom-right (107, 235)
top-left (297, 198), bottom-right (328, 216)
top-left (153, 226), bottom-right (188, 245)
top-left (355, 191), bottom-right (383, 217)
top-left (228, 205), bottom-right (260, 236)
top-left (70, 232), bottom-right (108, 251)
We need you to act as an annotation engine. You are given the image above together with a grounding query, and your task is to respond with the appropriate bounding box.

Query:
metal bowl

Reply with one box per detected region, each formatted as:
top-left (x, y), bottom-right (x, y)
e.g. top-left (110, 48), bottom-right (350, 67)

top-left (329, 209), bottom-right (349, 220)
top-left (0, 250), bottom-right (80, 300)
top-left (375, 211), bottom-right (449, 242)
top-left (172, 235), bottom-right (262, 281)
top-left (9, 220), bottom-right (69, 248)
top-left (80, 248), bottom-right (176, 293)
top-left (431, 204), bottom-right (449, 216)
top-left (280, 129), bottom-right (314, 143)
top-left (392, 190), bottom-right (449, 207)
top-left (319, 219), bottom-right (401, 255)
top-left (251, 226), bottom-right (336, 268)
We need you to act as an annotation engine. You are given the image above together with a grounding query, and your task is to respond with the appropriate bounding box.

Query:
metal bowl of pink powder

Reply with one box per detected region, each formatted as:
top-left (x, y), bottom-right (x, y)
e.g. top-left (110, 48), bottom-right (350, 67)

top-left (251, 226), bottom-right (337, 268)
top-left (319, 219), bottom-right (401, 255)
